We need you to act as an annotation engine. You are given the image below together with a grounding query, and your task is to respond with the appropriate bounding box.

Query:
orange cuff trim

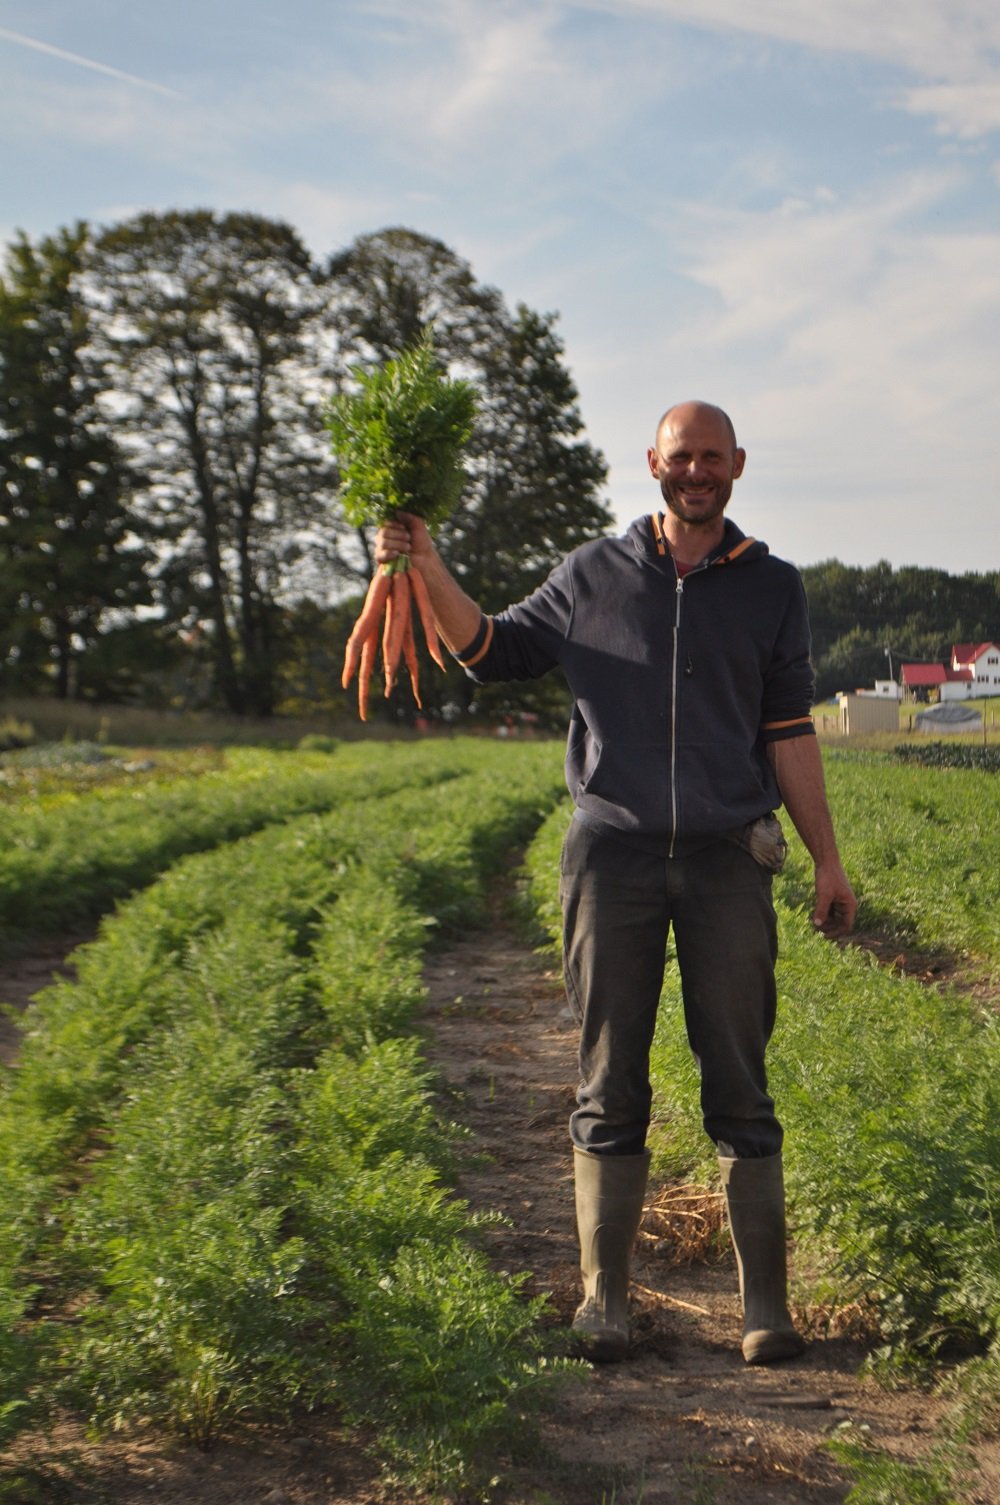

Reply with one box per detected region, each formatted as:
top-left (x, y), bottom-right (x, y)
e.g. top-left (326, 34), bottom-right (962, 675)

top-left (761, 716), bottom-right (815, 731)
top-left (457, 616), bottom-right (495, 668)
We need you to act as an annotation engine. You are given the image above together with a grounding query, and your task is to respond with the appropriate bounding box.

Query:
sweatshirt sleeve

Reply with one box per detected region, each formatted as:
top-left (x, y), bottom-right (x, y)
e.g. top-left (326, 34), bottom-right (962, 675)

top-left (453, 558), bottom-right (574, 683)
top-left (760, 570), bottom-right (816, 742)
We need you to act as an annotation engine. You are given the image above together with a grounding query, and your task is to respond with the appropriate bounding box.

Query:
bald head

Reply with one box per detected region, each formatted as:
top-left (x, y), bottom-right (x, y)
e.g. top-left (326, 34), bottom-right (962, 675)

top-left (647, 401), bottom-right (746, 544)
top-left (655, 401), bottom-right (738, 454)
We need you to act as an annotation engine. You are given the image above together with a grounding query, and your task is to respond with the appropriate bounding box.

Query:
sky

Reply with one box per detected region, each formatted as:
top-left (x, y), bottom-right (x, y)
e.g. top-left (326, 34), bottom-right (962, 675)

top-left (2, 1), bottom-right (999, 575)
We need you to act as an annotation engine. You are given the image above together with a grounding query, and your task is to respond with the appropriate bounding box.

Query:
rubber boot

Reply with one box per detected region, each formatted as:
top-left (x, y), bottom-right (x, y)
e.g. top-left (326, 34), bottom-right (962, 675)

top-left (718, 1152), bottom-right (806, 1365)
top-left (571, 1147), bottom-right (650, 1362)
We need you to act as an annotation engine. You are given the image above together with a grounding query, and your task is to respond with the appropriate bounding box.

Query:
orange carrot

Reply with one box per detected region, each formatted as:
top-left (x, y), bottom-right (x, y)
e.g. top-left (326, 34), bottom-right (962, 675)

top-left (358, 629), bottom-right (378, 721)
top-left (381, 575), bottom-right (397, 693)
top-left (409, 565), bottom-right (446, 671)
top-left (342, 567), bottom-right (393, 688)
top-left (383, 571), bottom-right (411, 696)
top-left (402, 601), bottom-right (422, 708)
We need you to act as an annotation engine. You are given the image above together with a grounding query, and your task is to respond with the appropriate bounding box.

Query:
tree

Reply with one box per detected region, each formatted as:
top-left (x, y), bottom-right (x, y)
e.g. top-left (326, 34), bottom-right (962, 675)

top-left (327, 228), bottom-right (612, 719)
top-left (0, 225), bottom-right (151, 698)
top-left (812, 626), bottom-right (891, 699)
top-left (85, 210), bottom-right (341, 716)
top-left (437, 301), bottom-right (609, 610)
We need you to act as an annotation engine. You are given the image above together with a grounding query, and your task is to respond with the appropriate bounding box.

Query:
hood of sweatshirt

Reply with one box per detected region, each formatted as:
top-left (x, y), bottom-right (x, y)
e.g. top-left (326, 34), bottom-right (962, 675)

top-left (626, 512), bottom-right (771, 572)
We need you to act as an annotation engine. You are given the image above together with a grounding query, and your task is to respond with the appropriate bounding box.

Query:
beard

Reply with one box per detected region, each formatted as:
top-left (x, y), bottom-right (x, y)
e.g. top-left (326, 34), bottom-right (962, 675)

top-left (658, 475), bottom-right (732, 527)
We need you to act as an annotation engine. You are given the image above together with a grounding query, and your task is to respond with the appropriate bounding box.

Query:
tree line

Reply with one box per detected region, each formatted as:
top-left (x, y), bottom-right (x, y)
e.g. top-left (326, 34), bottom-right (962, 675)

top-left (0, 213), bottom-right (609, 724)
top-left (800, 559), bottom-right (1000, 701)
top-left (2, 210), bottom-right (997, 724)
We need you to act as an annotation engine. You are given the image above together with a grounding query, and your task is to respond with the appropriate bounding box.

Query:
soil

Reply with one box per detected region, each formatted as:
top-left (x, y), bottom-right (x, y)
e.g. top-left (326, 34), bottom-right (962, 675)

top-left (0, 932), bottom-right (96, 1068)
top-left (2, 902), bottom-right (999, 1504)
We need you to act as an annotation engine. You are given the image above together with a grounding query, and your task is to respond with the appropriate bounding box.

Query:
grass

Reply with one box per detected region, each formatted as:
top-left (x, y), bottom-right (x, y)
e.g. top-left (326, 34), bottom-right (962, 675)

top-left (788, 747), bottom-right (1000, 975)
top-left (0, 695), bottom-right (351, 749)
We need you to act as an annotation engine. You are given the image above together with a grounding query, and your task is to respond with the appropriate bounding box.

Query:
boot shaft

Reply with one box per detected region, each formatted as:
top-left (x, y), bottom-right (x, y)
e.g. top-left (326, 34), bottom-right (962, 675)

top-left (572, 1148), bottom-right (650, 1361)
top-left (718, 1150), bottom-right (804, 1364)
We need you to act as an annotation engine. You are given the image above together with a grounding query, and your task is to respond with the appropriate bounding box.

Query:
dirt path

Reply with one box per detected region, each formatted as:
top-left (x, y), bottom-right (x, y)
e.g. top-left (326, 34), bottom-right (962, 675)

top-left (3, 911), bottom-right (999, 1503)
top-left (0, 932), bottom-right (96, 1066)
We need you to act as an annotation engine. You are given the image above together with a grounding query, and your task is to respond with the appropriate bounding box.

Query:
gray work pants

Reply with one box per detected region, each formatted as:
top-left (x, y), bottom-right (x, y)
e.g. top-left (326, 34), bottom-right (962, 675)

top-left (559, 817), bottom-right (782, 1159)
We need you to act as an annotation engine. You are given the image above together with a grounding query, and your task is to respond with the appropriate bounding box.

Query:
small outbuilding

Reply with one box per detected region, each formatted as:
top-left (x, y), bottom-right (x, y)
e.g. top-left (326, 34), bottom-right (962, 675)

top-left (837, 694), bottom-right (901, 735)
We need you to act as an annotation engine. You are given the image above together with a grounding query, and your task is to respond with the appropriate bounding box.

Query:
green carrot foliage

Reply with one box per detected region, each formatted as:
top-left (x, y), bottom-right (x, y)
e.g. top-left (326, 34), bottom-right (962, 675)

top-left (325, 332), bottom-right (476, 529)
top-left (0, 739), bottom-right (568, 1493)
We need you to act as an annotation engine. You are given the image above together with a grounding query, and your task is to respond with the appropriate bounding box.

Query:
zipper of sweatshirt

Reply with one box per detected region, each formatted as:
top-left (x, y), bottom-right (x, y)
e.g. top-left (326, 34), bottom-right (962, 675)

top-left (668, 572), bottom-right (684, 859)
top-left (655, 519), bottom-right (759, 857)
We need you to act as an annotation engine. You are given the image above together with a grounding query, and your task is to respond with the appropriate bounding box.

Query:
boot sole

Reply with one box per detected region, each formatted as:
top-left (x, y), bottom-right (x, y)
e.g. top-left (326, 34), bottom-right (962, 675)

top-left (572, 1323), bottom-right (629, 1363)
top-left (743, 1329), bottom-right (806, 1365)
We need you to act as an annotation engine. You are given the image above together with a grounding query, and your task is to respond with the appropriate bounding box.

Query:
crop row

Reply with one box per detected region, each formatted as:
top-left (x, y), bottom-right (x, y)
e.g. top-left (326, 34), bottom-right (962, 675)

top-left (0, 741), bottom-right (567, 1495)
top-left (0, 739), bottom-right (496, 954)
top-left (893, 740), bottom-right (1000, 774)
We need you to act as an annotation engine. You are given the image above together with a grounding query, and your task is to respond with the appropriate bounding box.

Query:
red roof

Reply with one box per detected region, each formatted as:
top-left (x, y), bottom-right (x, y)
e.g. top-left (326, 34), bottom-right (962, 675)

top-left (902, 664), bottom-right (948, 686)
top-left (952, 642), bottom-right (1000, 668)
top-left (901, 663), bottom-right (973, 687)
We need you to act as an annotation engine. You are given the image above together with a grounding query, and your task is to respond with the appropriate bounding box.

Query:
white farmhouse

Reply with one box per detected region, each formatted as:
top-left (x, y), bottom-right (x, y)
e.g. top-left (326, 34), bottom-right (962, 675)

top-left (900, 642), bottom-right (1000, 701)
top-left (952, 642), bottom-right (1000, 695)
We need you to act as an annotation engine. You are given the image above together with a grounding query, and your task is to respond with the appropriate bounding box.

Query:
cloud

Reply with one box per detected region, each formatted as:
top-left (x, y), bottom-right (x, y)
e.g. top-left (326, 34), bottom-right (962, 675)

top-left (289, 2), bottom-right (636, 177)
top-left (579, 0), bottom-right (1000, 138)
top-left (902, 82), bottom-right (1000, 138)
top-left (579, 0), bottom-right (1000, 74)
top-left (258, 182), bottom-right (396, 255)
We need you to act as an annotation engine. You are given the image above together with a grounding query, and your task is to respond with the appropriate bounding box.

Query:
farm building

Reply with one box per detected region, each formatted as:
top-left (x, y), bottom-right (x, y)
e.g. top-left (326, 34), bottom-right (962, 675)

top-left (900, 642), bottom-right (1000, 701)
top-left (837, 693), bottom-right (901, 735)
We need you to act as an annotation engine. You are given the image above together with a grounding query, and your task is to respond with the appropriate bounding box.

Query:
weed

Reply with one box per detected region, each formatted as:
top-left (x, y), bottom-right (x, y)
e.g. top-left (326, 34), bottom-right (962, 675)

top-left (826, 1424), bottom-right (969, 1504)
top-left (678, 1461), bottom-right (720, 1503)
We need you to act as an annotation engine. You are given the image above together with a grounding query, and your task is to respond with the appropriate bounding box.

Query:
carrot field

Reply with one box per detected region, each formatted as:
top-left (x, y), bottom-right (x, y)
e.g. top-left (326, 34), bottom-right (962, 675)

top-left (1, 735), bottom-right (999, 1501)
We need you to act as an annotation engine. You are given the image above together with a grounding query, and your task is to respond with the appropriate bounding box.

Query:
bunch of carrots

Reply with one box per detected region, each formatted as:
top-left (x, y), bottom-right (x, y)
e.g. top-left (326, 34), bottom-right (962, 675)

top-left (340, 558), bottom-right (445, 720)
top-left (325, 334), bottom-right (476, 721)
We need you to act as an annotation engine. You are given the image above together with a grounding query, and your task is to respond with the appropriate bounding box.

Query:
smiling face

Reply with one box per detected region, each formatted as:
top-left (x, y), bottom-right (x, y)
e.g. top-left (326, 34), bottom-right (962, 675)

top-left (647, 402), bottom-right (746, 536)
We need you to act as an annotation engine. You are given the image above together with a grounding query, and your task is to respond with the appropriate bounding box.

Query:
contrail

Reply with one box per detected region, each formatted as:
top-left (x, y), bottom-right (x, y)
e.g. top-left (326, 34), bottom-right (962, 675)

top-left (0, 25), bottom-right (183, 98)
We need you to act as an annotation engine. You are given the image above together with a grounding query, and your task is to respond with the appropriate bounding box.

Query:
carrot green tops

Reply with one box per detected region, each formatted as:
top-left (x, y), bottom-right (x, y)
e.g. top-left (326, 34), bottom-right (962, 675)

top-left (455, 515), bottom-right (815, 854)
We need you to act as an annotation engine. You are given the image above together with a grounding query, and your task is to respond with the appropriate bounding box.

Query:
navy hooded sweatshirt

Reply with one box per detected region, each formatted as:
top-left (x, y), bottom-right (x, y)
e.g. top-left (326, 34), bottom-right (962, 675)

top-left (454, 513), bottom-right (816, 855)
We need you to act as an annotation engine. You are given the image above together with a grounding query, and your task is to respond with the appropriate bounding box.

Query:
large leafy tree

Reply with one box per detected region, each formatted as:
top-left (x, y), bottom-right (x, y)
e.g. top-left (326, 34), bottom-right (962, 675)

top-left (326, 228), bottom-right (612, 719)
top-left (85, 210), bottom-right (340, 716)
top-left (441, 301), bottom-right (610, 611)
top-left (0, 225), bottom-right (151, 698)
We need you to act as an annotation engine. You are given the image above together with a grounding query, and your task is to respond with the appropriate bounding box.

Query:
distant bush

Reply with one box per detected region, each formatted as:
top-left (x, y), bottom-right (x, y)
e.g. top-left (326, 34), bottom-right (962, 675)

top-left (893, 741), bottom-right (1000, 773)
top-left (296, 734), bottom-right (339, 754)
top-left (0, 718), bottom-right (35, 753)
top-left (3, 739), bottom-right (107, 768)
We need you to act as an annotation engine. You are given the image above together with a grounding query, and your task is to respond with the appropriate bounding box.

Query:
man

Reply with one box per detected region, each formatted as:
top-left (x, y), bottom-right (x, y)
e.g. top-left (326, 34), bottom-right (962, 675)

top-left (375, 400), bottom-right (856, 1366)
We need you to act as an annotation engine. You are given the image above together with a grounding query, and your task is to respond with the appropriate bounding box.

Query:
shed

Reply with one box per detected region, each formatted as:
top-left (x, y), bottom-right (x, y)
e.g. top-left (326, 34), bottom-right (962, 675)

top-left (837, 694), bottom-right (901, 735)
